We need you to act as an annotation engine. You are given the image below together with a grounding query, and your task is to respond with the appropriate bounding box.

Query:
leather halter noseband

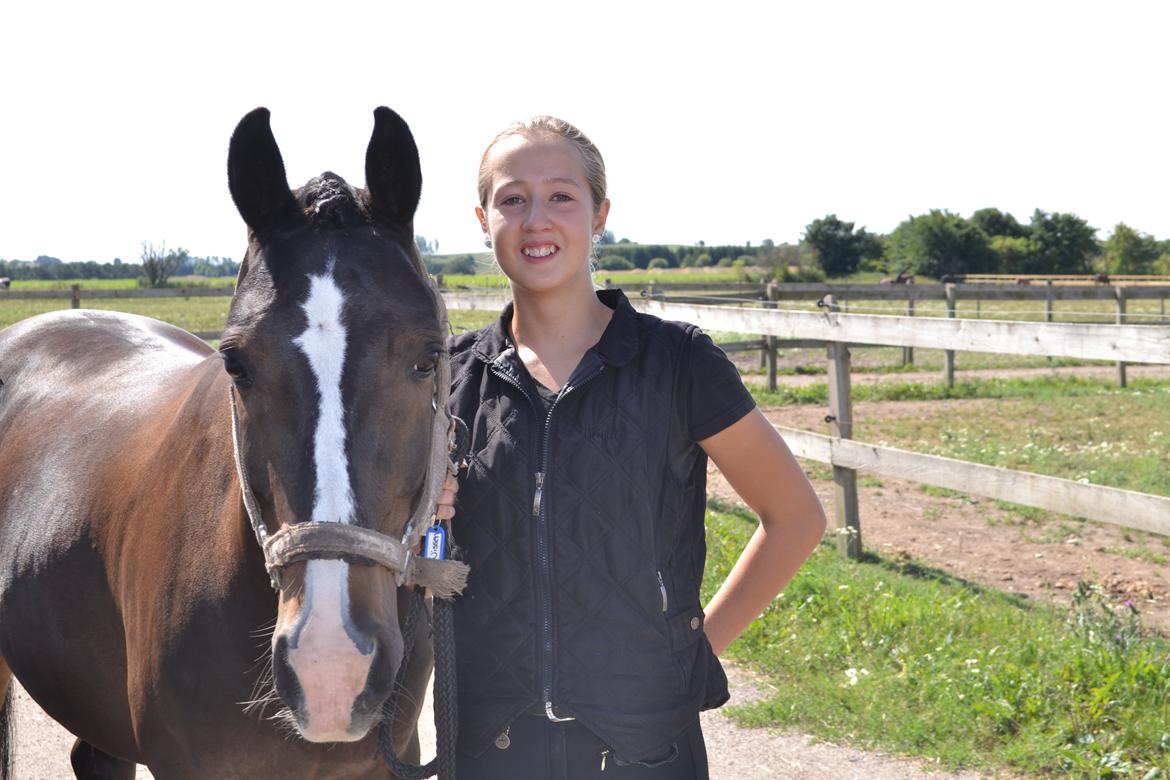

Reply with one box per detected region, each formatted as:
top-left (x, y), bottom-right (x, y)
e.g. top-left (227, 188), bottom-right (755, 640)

top-left (228, 273), bottom-right (469, 598)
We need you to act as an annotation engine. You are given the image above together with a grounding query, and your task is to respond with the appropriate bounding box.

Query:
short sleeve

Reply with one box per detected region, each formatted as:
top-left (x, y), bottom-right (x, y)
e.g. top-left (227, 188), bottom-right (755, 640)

top-left (684, 327), bottom-right (756, 441)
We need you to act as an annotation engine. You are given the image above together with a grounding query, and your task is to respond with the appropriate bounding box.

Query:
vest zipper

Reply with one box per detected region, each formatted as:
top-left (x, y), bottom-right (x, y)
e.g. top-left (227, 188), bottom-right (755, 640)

top-left (657, 570), bottom-right (668, 612)
top-left (493, 356), bottom-right (606, 721)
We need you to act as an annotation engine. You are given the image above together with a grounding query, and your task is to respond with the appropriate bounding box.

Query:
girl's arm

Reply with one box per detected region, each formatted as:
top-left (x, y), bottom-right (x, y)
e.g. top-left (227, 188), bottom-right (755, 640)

top-left (698, 407), bottom-right (826, 655)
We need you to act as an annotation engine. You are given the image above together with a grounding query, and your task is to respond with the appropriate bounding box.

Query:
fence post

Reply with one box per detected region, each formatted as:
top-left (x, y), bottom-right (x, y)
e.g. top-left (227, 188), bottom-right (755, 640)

top-left (71, 284), bottom-right (81, 309)
top-left (824, 295), bottom-right (861, 560)
top-left (1045, 280), bottom-right (1055, 365)
top-left (901, 292), bottom-right (914, 367)
top-left (944, 283), bottom-right (957, 388)
top-left (765, 281), bottom-right (778, 392)
top-left (1116, 285), bottom-right (1127, 388)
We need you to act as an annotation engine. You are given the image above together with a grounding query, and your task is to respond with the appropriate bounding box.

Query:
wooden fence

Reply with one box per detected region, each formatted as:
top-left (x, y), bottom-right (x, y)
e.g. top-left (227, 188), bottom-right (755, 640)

top-left (5, 283), bottom-right (1170, 552)
top-left (441, 291), bottom-right (1170, 557)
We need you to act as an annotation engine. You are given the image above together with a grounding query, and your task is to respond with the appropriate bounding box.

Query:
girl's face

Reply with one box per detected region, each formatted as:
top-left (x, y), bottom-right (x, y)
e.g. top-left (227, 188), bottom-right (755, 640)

top-left (477, 133), bottom-right (609, 295)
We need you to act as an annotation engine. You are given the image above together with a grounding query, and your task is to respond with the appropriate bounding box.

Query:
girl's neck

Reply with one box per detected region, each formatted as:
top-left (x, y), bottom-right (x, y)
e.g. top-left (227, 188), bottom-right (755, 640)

top-left (509, 273), bottom-right (613, 364)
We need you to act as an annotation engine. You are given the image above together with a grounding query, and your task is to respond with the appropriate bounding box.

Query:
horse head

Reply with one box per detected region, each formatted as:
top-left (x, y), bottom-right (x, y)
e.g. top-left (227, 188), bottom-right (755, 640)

top-left (223, 107), bottom-right (446, 743)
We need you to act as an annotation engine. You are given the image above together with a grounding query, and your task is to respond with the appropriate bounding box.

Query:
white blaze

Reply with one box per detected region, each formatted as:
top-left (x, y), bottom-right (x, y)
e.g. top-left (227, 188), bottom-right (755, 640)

top-left (293, 270), bottom-right (354, 525)
top-left (289, 268), bottom-right (371, 742)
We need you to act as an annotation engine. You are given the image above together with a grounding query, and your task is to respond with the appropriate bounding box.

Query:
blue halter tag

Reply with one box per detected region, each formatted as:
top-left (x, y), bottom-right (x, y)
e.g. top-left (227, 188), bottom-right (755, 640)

top-left (424, 525), bottom-right (447, 561)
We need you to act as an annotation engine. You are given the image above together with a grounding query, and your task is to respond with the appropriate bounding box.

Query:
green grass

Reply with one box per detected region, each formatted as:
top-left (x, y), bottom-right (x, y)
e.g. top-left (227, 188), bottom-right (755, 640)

top-left (703, 501), bottom-right (1170, 777)
top-left (8, 276), bottom-right (234, 291)
top-left (437, 268), bottom-right (750, 289)
top-left (753, 376), bottom-right (1170, 499)
top-left (752, 373), bottom-right (1170, 406)
top-left (0, 296), bottom-right (231, 333)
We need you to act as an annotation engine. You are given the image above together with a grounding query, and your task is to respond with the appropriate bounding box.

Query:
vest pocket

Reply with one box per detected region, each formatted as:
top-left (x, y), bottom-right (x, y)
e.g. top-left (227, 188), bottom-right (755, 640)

top-left (665, 604), bottom-right (707, 694)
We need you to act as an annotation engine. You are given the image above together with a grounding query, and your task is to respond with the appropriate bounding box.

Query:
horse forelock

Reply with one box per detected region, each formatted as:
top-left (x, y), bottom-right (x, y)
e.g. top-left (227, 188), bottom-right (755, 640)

top-left (296, 172), bottom-right (366, 230)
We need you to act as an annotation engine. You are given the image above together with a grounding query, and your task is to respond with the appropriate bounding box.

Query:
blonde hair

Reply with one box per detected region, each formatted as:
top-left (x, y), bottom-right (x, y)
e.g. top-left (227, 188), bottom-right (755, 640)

top-left (477, 116), bottom-right (607, 214)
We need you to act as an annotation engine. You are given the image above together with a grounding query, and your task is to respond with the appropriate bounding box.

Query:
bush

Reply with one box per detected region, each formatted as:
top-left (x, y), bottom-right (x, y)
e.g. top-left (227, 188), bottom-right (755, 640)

top-left (781, 265), bottom-right (827, 282)
top-left (598, 255), bottom-right (634, 271)
top-left (647, 257), bottom-right (670, 269)
top-left (445, 255), bottom-right (478, 275)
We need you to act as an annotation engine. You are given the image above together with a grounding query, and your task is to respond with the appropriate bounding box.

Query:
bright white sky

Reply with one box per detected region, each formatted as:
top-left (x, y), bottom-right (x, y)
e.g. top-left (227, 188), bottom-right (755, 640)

top-left (2, 1), bottom-right (1167, 264)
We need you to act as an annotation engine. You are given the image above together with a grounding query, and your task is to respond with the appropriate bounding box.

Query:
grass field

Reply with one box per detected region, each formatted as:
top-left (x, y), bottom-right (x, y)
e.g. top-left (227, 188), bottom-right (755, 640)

top-left (703, 502), bottom-right (1170, 777)
top-left (7, 276), bottom-right (235, 291)
top-left (0, 295), bottom-right (232, 334)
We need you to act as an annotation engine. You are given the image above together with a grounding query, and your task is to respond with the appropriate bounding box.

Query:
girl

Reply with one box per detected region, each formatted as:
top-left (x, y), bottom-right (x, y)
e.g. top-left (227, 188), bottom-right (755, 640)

top-left (440, 116), bottom-right (825, 779)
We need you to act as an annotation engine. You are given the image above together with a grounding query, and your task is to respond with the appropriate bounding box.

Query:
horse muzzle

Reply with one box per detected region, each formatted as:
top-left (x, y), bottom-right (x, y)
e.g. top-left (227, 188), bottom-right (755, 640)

top-left (271, 558), bottom-right (405, 742)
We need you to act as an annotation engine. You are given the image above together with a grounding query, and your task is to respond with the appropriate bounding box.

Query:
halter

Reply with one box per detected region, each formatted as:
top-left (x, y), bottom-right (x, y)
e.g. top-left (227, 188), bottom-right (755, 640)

top-left (228, 272), bottom-right (469, 598)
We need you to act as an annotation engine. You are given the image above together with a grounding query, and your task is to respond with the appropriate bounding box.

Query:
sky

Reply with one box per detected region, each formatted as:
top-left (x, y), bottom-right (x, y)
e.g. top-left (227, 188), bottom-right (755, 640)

top-left (2, 1), bottom-right (1167, 264)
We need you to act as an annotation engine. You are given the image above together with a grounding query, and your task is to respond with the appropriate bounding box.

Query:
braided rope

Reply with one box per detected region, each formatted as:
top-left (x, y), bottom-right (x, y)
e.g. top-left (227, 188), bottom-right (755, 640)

top-left (378, 589), bottom-right (459, 780)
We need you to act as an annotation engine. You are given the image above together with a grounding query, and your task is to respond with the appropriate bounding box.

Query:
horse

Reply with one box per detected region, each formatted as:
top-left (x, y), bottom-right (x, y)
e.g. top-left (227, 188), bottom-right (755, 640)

top-left (0, 107), bottom-right (466, 779)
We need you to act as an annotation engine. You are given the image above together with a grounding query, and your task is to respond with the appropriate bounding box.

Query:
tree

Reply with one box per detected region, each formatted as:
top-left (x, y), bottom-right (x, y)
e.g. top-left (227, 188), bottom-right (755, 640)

top-left (989, 235), bottom-right (1041, 274)
top-left (802, 214), bottom-right (876, 277)
top-left (1102, 223), bottom-right (1160, 275)
top-left (139, 242), bottom-right (188, 288)
top-left (599, 229), bottom-right (616, 245)
top-left (971, 207), bottom-right (1029, 238)
top-left (444, 255), bottom-right (477, 275)
top-left (415, 235), bottom-right (439, 256)
top-left (886, 210), bottom-right (997, 278)
top-left (1028, 210), bottom-right (1100, 274)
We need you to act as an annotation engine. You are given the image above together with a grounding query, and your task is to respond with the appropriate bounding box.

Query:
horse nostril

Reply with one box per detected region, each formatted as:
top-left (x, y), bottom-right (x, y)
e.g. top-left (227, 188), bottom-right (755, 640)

top-left (271, 634), bottom-right (304, 710)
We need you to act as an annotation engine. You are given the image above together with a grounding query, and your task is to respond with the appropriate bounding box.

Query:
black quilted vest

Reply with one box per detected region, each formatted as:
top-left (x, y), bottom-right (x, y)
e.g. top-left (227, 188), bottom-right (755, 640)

top-left (447, 290), bottom-right (731, 763)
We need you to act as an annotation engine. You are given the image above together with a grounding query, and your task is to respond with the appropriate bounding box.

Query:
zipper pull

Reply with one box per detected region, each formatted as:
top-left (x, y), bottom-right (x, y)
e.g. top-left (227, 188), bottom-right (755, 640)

top-left (601, 748), bottom-right (610, 771)
top-left (532, 471), bottom-right (545, 516)
top-left (657, 570), bottom-right (668, 612)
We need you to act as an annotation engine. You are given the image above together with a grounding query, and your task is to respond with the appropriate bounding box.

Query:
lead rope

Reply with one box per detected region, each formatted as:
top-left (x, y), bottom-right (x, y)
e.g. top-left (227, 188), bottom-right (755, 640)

top-left (377, 588), bottom-right (459, 780)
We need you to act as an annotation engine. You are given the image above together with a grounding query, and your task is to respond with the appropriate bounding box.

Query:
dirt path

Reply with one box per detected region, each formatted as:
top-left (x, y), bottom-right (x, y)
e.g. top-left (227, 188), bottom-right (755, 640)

top-left (738, 401), bottom-right (1170, 631)
top-left (13, 666), bottom-right (988, 779)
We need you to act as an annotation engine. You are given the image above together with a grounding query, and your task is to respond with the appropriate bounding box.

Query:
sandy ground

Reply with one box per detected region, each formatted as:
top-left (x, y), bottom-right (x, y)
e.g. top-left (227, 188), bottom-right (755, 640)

top-left (13, 667), bottom-right (989, 780)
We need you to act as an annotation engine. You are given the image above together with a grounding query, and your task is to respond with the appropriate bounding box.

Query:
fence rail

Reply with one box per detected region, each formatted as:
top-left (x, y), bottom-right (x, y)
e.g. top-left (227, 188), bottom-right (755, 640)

top-left (441, 292), bottom-right (1170, 552)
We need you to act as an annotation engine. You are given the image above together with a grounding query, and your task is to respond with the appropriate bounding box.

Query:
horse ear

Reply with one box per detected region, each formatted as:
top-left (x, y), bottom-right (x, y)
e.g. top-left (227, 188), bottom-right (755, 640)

top-left (365, 107), bottom-right (422, 228)
top-left (227, 108), bottom-right (298, 231)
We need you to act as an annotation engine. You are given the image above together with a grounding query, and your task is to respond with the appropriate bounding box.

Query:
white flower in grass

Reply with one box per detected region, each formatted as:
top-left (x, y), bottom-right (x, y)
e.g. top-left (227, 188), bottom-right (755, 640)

top-left (843, 668), bottom-right (870, 687)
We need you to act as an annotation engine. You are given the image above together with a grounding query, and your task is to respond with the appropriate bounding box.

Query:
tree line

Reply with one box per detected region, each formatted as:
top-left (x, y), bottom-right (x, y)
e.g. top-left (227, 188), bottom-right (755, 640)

top-left (0, 244), bottom-right (240, 287)
top-left (8, 210), bottom-right (1169, 284)
top-left (803, 209), bottom-right (1170, 279)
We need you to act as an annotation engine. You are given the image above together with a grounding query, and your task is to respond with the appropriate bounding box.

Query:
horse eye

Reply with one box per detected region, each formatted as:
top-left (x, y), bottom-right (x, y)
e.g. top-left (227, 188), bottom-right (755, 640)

top-left (412, 349), bottom-right (440, 378)
top-left (220, 349), bottom-right (253, 389)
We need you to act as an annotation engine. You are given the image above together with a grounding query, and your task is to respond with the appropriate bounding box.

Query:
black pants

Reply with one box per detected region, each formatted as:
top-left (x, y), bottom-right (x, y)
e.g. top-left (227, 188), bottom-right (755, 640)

top-left (457, 715), bottom-right (708, 780)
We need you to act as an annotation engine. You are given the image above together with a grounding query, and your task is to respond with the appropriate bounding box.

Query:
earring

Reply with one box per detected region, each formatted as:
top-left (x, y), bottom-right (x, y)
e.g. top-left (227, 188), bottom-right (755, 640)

top-left (592, 234), bottom-right (601, 245)
top-left (483, 237), bottom-right (493, 249)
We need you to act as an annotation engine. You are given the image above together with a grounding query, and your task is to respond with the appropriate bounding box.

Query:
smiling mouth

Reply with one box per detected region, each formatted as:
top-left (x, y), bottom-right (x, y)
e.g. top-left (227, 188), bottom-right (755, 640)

top-left (522, 245), bottom-right (558, 258)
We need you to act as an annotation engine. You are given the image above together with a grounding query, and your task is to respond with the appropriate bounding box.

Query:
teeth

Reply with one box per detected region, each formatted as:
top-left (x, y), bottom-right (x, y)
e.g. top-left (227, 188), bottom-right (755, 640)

top-left (522, 246), bottom-right (557, 258)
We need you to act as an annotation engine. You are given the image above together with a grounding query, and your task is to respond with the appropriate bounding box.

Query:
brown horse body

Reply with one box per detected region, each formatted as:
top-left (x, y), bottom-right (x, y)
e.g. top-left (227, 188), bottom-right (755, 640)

top-left (0, 108), bottom-right (441, 778)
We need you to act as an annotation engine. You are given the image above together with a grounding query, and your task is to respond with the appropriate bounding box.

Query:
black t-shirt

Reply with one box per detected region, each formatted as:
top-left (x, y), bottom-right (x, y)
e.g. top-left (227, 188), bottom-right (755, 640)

top-left (514, 314), bottom-right (754, 443)
top-left (684, 327), bottom-right (756, 441)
